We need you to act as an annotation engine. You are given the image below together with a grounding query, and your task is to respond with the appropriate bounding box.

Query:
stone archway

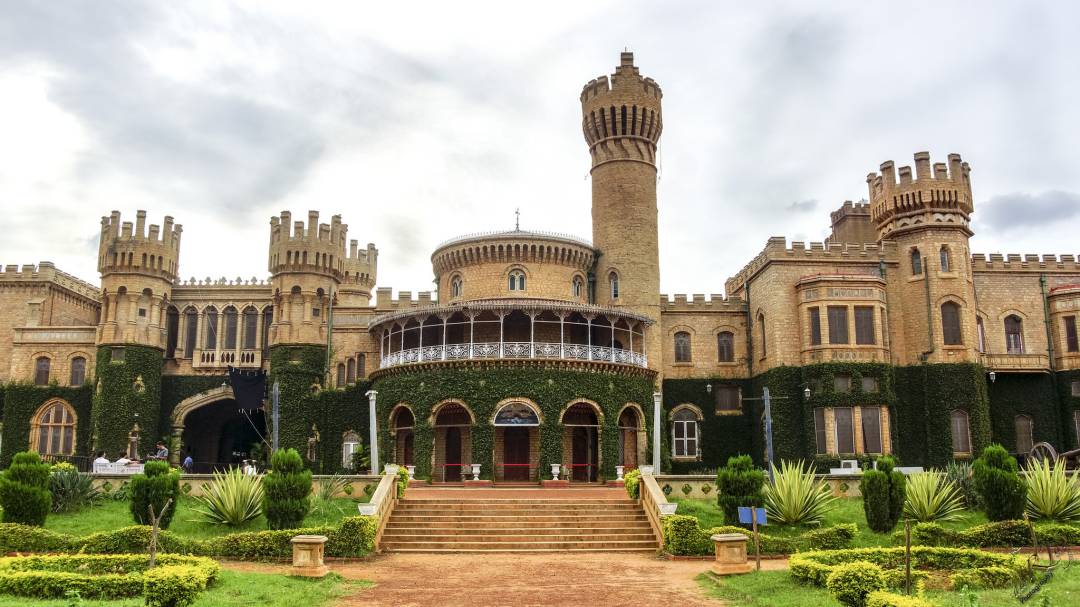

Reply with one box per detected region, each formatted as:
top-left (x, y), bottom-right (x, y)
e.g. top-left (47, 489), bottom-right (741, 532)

top-left (171, 385), bottom-right (266, 472)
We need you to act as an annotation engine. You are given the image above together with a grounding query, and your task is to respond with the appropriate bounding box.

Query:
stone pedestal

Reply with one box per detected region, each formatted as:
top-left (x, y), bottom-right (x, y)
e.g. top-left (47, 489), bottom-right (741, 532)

top-left (290, 534), bottom-right (329, 578)
top-left (710, 533), bottom-right (752, 575)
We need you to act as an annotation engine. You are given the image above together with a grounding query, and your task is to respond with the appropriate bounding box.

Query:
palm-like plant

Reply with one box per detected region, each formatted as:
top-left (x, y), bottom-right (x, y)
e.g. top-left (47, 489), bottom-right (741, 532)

top-left (1024, 458), bottom-right (1080, 522)
top-left (191, 468), bottom-right (264, 526)
top-left (903, 471), bottom-right (964, 522)
top-left (763, 460), bottom-right (836, 525)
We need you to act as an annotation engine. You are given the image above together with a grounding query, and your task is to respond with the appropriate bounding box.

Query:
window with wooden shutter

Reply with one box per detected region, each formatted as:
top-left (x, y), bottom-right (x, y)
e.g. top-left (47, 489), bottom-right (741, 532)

top-left (1015, 415), bottom-right (1034, 455)
top-left (855, 306), bottom-right (875, 345)
top-left (1005, 315), bottom-right (1024, 354)
top-left (808, 307), bottom-right (822, 346)
top-left (834, 407), bottom-right (855, 453)
top-left (861, 406), bottom-right (883, 453)
top-left (951, 410), bottom-right (971, 454)
top-left (714, 386), bottom-right (741, 412)
top-left (828, 306), bottom-right (849, 344)
top-left (941, 302), bottom-right (962, 345)
top-left (814, 408), bottom-right (827, 454)
top-left (1065, 316), bottom-right (1078, 353)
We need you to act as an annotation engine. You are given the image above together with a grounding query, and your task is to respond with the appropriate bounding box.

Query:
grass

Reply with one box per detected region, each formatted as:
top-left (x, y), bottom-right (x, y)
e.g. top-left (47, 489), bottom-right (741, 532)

top-left (0, 570), bottom-right (371, 607)
top-left (670, 496), bottom-right (988, 548)
top-left (45, 495), bottom-right (367, 539)
top-left (698, 564), bottom-right (1080, 607)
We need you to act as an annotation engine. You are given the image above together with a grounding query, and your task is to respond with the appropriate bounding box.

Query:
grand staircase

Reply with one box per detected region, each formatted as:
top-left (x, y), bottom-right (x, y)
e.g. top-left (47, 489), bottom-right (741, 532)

top-left (380, 495), bottom-right (658, 553)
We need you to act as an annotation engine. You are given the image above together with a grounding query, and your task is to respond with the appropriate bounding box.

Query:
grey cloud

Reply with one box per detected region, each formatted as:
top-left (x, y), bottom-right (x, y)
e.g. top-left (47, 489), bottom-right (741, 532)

top-left (978, 191), bottom-right (1080, 232)
top-left (788, 199), bottom-right (818, 212)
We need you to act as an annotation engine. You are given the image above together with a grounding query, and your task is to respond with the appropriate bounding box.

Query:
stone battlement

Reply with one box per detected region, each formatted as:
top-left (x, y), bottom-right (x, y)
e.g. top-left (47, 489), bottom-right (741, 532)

top-left (0, 262), bottom-right (100, 300)
top-left (373, 288), bottom-right (436, 311)
top-left (726, 237), bottom-right (896, 294)
top-left (660, 293), bottom-right (745, 311)
top-left (971, 252), bottom-right (1080, 272)
top-left (580, 52), bottom-right (662, 102)
top-left (830, 200), bottom-right (870, 223)
top-left (867, 152), bottom-right (973, 236)
top-left (97, 210), bottom-right (182, 280)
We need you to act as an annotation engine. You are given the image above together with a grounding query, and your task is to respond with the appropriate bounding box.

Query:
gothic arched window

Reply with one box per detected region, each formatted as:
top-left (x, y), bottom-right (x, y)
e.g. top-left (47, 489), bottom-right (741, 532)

top-left (941, 302), bottom-right (962, 345)
top-left (508, 270), bottom-right (526, 291)
top-left (34, 357), bottom-right (50, 386)
top-left (674, 331), bottom-right (692, 363)
top-left (609, 272), bottom-right (620, 299)
top-left (1005, 315), bottom-right (1024, 354)
top-left (717, 331), bottom-right (735, 362)
top-left (30, 400), bottom-right (76, 456)
top-left (70, 357), bottom-right (86, 386)
top-left (911, 249), bottom-right (923, 275)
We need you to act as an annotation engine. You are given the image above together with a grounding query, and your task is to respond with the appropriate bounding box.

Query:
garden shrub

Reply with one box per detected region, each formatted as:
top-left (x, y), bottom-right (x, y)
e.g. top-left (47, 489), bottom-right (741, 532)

top-left (866, 591), bottom-right (935, 607)
top-left (130, 460), bottom-right (180, 529)
top-left (902, 520), bottom-right (1080, 549)
top-left (662, 514), bottom-right (714, 556)
top-left (860, 456), bottom-right (905, 533)
top-left (945, 461), bottom-right (979, 509)
top-left (624, 469), bottom-right (641, 499)
top-left (397, 466), bottom-right (409, 498)
top-left (263, 449), bottom-right (312, 530)
top-left (950, 565), bottom-right (1021, 590)
top-left (0, 523), bottom-right (74, 554)
top-left (972, 444), bottom-right (1025, 521)
top-left (716, 455), bottom-right (765, 525)
top-left (48, 467), bottom-right (101, 513)
top-left (0, 451), bottom-right (52, 526)
top-left (191, 468), bottom-right (263, 526)
top-left (790, 546), bottom-right (1028, 591)
top-left (763, 460), bottom-right (836, 525)
top-left (902, 471), bottom-right (964, 523)
top-left (826, 561), bottom-right (886, 607)
top-left (660, 514), bottom-right (856, 556)
top-left (1023, 458), bottom-right (1080, 522)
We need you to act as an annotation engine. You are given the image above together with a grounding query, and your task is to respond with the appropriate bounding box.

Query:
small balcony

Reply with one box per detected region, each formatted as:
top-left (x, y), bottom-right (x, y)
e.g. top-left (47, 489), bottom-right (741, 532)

top-left (192, 349), bottom-right (263, 369)
top-left (978, 352), bottom-right (1050, 373)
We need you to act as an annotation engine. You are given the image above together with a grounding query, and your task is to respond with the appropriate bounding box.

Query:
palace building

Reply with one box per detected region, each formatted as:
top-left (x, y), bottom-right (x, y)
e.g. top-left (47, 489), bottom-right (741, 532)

top-left (2, 52), bottom-right (1079, 480)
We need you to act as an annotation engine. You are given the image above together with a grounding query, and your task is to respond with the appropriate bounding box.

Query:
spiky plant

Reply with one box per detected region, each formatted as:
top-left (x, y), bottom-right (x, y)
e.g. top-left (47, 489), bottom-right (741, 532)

top-left (903, 471), bottom-right (964, 522)
top-left (1024, 458), bottom-right (1080, 522)
top-left (49, 467), bottom-right (101, 512)
top-left (191, 468), bottom-right (264, 526)
top-left (763, 460), bottom-right (836, 525)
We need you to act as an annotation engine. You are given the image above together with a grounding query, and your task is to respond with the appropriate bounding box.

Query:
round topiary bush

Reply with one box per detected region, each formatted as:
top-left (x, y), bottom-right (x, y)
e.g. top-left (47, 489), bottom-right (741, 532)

top-left (826, 561), bottom-right (886, 607)
top-left (262, 449), bottom-right (311, 530)
top-left (130, 461), bottom-right (180, 529)
top-left (860, 456), bottom-right (905, 533)
top-left (972, 444), bottom-right (1025, 521)
top-left (716, 454), bottom-right (765, 525)
top-left (0, 451), bottom-right (52, 526)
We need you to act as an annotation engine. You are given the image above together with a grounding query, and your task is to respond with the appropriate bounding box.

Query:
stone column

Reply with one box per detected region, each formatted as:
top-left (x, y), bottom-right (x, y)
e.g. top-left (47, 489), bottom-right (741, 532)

top-left (366, 390), bottom-right (379, 475)
top-left (652, 392), bottom-right (662, 471)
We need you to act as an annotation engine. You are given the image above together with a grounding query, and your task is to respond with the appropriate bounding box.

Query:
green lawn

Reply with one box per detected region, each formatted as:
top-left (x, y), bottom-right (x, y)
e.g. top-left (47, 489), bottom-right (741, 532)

top-left (670, 496), bottom-right (988, 548)
top-left (0, 570), bottom-right (371, 607)
top-left (698, 565), bottom-right (1080, 607)
top-left (45, 496), bottom-right (367, 539)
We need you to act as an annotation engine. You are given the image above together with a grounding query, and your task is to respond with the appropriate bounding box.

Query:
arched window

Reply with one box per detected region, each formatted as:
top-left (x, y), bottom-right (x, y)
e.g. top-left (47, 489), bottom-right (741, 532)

top-left (976, 316), bottom-right (986, 353)
top-left (165, 306), bottom-right (179, 358)
top-left (1015, 414), bottom-right (1034, 455)
top-left (911, 248), bottom-right (923, 275)
top-left (1005, 315), bottom-right (1024, 354)
top-left (451, 276), bottom-right (463, 298)
top-left (609, 272), bottom-right (620, 299)
top-left (242, 307), bottom-right (258, 349)
top-left (69, 357), bottom-right (86, 386)
top-left (951, 410), bottom-right (971, 454)
top-left (674, 331), bottom-right (692, 362)
top-left (346, 358), bottom-right (356, 384)
top-left (34, 357), bottom-right (50, 386)
top-left (261, 307), bottom-right (273, 354)
top-left (205, 307), bottom-right (219, 350)
top-left (223, 306), bottom-right (238, 350)
top-left (336, 363), bottom-right (346, 388)
top-left (939, 246), bottom-right (951, 272)
top-left (572, 276), bottom-right (584, 298)
top-left (717, 331), bottom-right (735, 362)
top-left (342, 430), bottom-right (361, 469)
top-left (758, 313), bottom-right (767, 357)
top-left (941, 302), bottom-right (962, 345)
top-left (357, 353), bottom-right (366, 378)
top-left (508, 270), bottom-right (526, 291)
top-left (183, 307), bottom-right (197, 358)
top-left (671, 406), bottom-right (702, 459)
top-left (31, 400), bottom-right (76, 456)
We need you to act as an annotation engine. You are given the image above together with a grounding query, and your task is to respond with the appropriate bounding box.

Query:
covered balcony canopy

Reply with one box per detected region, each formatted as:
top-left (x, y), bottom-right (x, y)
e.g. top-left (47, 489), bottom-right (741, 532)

top-left (370, 298), bottom-right (653, 370)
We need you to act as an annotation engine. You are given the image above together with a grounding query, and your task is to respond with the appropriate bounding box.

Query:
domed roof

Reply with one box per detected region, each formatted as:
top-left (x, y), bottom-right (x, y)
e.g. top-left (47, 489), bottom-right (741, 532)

top-left (434, 228), bottom-right (592, 252)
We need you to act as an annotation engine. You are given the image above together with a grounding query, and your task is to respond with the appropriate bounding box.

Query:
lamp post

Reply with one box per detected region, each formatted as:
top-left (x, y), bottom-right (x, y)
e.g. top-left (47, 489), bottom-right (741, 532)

top-left (742, 385), bottom-right (811, 480)
top-left (652, 392), bottom-right (662, 471)
top-left (365, 390), bottom-right (378, 475)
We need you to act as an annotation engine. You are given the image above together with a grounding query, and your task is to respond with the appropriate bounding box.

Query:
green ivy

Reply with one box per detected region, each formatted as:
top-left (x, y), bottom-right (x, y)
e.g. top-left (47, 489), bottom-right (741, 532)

top-left (1060, 369), bottom-right (1080, 449)
top-left (91, 345), bottom-right (163, 458)
top-left (0, 385), bottom-right (93, 468)
top-left (310, 382), bottom-right (371, 474)
top-left (267, 345), bottom-right (326, 457)
top-left (370, 366), bottom-right (653, 481)
top-left (986, 373), bottom-right (1061, 453)
top-left (894, 363), bottom-right (990, 467)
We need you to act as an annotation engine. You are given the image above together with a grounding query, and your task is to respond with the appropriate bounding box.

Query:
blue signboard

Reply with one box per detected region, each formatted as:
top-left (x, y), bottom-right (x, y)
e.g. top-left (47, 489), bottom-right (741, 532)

top-left (737, 507), bottom-right (768, 525)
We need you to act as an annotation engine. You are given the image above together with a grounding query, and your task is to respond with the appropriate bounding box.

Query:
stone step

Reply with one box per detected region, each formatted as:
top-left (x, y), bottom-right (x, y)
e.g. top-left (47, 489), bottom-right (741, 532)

top-left (382, 532), bottom-right (658, 543)
top-left (388, 514), bottom-right (649, 524)
top-left (385, 523), bottom-right (653, 533)
top-left (386, 547), bottom-right (658, 553)
top-left (391, 507), bottom-right (643, 516)
top-left (381, 539), bottom-right (658, 551)
top-left (398, 498), bottom-right (636, 505)
top-left (395, 502), bottom-right (640, 509)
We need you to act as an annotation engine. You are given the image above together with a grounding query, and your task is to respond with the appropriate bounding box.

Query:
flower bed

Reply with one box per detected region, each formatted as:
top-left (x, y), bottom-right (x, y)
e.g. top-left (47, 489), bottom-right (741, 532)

top-left (661, 513), bottom-right (856, 556)
top-left (790, 546), bottom-right (1029, 591)
top-left (0, 553), bottom-right (219, 607)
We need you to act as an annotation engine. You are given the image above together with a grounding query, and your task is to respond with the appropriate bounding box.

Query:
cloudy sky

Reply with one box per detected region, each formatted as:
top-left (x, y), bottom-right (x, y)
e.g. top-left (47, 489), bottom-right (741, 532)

top-left (1, 1), bottom-right (1078, 298)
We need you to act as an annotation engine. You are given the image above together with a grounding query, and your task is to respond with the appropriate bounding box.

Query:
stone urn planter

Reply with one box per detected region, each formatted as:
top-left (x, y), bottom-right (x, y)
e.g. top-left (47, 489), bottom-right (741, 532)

top-left (550, 463), bottom-right (562, 480)
top-left (616, 465), bottom-right (625, 480)
top-left (406, 465), bottom-right (416, 481)
top-left (470, 464), bottom-right (481, 481)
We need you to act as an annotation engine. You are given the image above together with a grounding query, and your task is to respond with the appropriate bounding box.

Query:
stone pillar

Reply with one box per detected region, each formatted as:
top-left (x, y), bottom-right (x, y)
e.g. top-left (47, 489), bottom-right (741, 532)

top-left (366, 390), bottom-right (379, 475)
top-left (652, 392), bottom-right (662, 471)
top-left (710, 534), bottom-right (753, 575)
top-left (289, 535), bottom-right (329, 578)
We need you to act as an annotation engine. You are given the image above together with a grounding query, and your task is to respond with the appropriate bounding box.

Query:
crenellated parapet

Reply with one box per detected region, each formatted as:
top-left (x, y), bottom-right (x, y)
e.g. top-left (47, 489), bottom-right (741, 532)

top-left (1, 262), bottom-right (101, 301)
top-left (581, 52), bottom-right (663, 169)
top-left (98, 210), bottom-right (182, 281)
top-left (867, 151), bottom-right (973, 240)
top-left (725, 237), bottom-right (897, 295)
top-left (373, 288), bottom-right (436, 312)
top-left (659, 293), bottom-right (746, 312)
top-left (971, 252), bottom-right (1080, 273)
top-left (338, 240), bottom-right (378, 307)
top-left (268, 210), bottom-right (349, 281)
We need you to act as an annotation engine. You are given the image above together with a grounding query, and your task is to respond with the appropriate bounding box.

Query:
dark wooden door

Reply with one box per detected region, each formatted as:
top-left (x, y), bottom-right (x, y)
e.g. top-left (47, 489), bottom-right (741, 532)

top-left (403, 431), bottom-right (414, 466)
top-left (444, 428), bottom-right (461, 482)
top-left (572, 427), bottom-right (588, 482)
top-left (503, 427), bottom-right (530, 481)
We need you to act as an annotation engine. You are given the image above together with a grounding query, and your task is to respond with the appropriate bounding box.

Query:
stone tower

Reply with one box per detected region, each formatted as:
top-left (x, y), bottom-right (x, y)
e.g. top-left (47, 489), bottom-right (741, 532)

top-left (339, 240), bottom-right (378, 308)
top-left (582, 52), bottom-right (663, 367)
top-left (96, 210), bottom-right (182, 348)
top-left (868, 152), bottom-right (978, 364)
top-left (268, 210), bottom-right (348, 346)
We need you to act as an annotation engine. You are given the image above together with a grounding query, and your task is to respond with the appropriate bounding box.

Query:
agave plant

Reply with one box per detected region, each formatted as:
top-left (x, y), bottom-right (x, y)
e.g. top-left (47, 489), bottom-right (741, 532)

top-left (763, 460), bottom-right (836, 525)
top-left (49, 467), bottom-right (101, 512)
top-left (310, 474), bottom-right (350, 516)
top-left (903, 471), bottom-right (964, 522)
top-left (945, 461), bottom-right (980, 509)
top-left (1024, 458), bottom-right (1080, 522)
top-left (191, 468), bottom-right (264, 526)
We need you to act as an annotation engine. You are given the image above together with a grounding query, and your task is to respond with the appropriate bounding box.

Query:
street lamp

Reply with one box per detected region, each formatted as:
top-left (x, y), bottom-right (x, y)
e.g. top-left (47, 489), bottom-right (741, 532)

top-left (988, 371), bottom-right (996, 384)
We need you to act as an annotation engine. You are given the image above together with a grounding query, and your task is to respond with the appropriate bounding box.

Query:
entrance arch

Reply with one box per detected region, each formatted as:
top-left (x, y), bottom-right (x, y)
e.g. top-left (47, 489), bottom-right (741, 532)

top-left (432, 400), bottom-right (473, 482)
top-left (172, 385), bottom-right (266, 472)
top-left (617, 403), bottom-right (645, 470)
top-left (562, 401), bottom-right (601, 482)
top-left (389, 404), bottom-right (415, 466)
top-left (492, 399), bottom-right (541, 482)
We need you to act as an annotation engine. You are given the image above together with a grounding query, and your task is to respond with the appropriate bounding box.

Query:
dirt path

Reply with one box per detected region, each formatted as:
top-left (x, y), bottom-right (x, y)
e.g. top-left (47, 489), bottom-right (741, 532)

top-left (227, 552), bottom-right (745, 606)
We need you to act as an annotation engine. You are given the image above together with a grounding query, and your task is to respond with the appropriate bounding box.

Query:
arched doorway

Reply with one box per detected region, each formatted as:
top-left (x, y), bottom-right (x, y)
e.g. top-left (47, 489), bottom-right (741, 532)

top-left (563, 402), bottom-right (600, 482)
top-left (433, 402), bottom-right (472, 482)
top-left (181, 399), bottom-right (265, 473)
top-left (391, 406), bottom-right (415, 466)
top-left (492, 400), bottom-right (541, 482)
top-left (618, 406), bottom-right (642, 470)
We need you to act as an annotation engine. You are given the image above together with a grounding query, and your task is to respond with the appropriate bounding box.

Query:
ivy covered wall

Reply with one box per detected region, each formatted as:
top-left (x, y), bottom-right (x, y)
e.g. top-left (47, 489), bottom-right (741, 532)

top-left (158, 374), bottom-right (230, 433)
top-left (894, 363), bottom-right (990, 467)
top-left (986, 372), bottom-right (1061, 454)
top-left (1059, 369), bottom-right (1080, 450)
top-left (370, 366), bottom-right (654, 481)
top-left (309, 382), bottom-right (370, 474)
top-left (0, 384), bottom-right (93, 467)
top-left (661, 377), bottom-right (753, 473)
top-left (267, 345), bottom-right (327, 457)
top-left (91, 345), bottom-right (163, 457)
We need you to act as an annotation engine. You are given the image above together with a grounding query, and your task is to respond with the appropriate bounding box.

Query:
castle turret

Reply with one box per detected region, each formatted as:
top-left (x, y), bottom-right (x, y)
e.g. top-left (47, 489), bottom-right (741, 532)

top-left (867, 152), bottom-right (978, 364)
top-left (96, 210), bottom-right (181, 348)
top-left (339, 240), bottom-right (378, 307)
top-left (582, 52), bottom-right (663, 369)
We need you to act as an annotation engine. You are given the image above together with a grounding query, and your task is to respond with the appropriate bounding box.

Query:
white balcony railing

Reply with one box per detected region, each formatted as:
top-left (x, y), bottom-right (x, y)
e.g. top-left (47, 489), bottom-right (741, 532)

top-left (380, 341), bottom-right (647, 369)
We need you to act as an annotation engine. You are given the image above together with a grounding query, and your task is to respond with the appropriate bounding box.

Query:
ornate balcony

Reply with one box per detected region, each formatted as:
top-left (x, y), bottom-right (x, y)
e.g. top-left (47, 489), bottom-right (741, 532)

top-left (978, 352), bottom-right (1050, 372)
top-left (380, 342), bottom-right (647, 369)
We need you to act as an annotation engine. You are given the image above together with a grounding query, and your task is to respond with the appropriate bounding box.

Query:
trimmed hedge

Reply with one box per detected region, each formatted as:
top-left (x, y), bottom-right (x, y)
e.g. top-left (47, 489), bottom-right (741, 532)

top-left (0, 515), bottom-right (377, 560)
top-left (790, 546), bottom-right (1028, 590)
top-left (900, 520), bottom-right (1080, 548)
top-left (624, 469), bottom-right (641, 499)
top-left (826, 561), bottom-right (886, 607)
top-left (716, 455), bottom-right (764, 525)
top-left (660, 513), bottom-right (856, 556)
top-left (0, 553), bottom-right (218, 607)
top-left (866, 591), bottom-right (934, 607)
top-left (972, 444), bottom-right (1026, 521)
top-left (0, 452), bottom-right (52, 526)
